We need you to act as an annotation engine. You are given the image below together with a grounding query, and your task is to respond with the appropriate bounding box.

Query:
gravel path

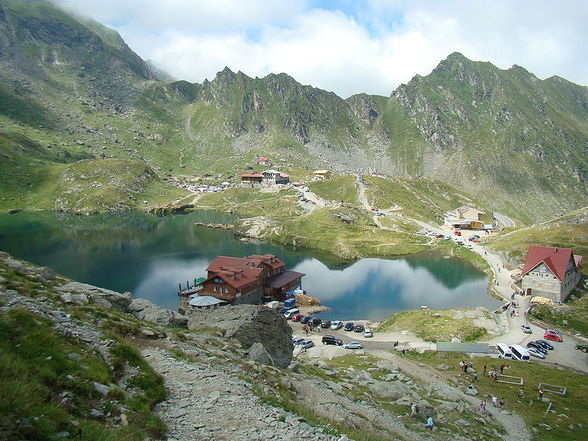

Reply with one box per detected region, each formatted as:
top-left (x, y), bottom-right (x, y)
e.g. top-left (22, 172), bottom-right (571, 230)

top-left (142, 346), bottom-right (345, 441)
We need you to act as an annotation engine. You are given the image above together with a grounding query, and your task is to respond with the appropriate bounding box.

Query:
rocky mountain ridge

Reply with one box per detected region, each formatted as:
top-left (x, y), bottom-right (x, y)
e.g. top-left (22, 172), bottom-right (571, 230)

top-left (0, 0), bottom-right (587, 223)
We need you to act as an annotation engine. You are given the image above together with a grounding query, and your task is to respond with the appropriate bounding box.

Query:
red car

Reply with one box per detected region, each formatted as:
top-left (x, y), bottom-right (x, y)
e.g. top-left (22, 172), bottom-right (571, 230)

top-left (454, 231), bottom-right (461, 236)
top-left (291, 314), bottom-right (303, 322)
top-left (544, 331), bottom-right (563, 342)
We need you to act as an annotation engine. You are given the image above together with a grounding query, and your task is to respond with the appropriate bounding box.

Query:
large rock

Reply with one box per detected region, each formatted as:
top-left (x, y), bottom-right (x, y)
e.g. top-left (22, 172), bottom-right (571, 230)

top-left (248, 342), bottom-right (274, 365)
top-left (127, 298), bottom-right (188, 327)
top-left (58, 282), bottom-right (132, 311)
top-left (367, 381), bottom-right (413, 400)
top-left (187, 305), bottom-right (293, 367)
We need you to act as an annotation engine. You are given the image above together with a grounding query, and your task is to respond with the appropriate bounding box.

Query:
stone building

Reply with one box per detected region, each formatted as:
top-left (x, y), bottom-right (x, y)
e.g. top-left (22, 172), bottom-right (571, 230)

top-left (520, 246), bottom-right (583, 302)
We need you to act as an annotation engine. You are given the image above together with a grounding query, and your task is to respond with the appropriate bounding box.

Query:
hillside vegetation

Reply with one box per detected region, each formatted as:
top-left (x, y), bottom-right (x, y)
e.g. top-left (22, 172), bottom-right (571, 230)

top-left (0, 0), bottom-right (587, 221)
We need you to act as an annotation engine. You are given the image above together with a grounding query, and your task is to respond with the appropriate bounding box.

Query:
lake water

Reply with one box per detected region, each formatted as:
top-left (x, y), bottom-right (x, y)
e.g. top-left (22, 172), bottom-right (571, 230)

top-left (0, 211), bottom-right (500, 320)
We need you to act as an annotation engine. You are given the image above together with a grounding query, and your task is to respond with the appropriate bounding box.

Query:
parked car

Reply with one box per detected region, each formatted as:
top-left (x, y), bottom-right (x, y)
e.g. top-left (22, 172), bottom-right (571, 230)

top-left (322, 335), bottom-right (343, 346)
top-left (545, 329), bottom-right (561, 336)
top-left (291, 314), bottom-right (303, 322)
top-left (300, 340), bottom-right (315, 349)
top-left (527, 347), bottom-right (545, 359)
top-left (544, 331), bottom-right (563, 342)
top-left (343, 341), bottom-right (363, 350)
top-left (310, 317), bottom-right (322, 327)
top-left (454, 231), bottom-right (461, 236)
top-left (526, 341), bottom-right (547, 354)
top-left (344, 322), bottom-right (355, 331)
top-left (535, 340), bottom-right (554, 350)
top-left (354, 324), bottom-right (365, 333)
top-left (330, 320), bottom-right (343, 330)
top-left (575, 344), bottom-right (588, 353)
top-left (521, 324), bottom-right (532, 334)
top-left (320, 320), bottom-right (332, 328)
top-left (292, 337), bottom-right (305, 345)
top-left (299, 316), bottom-right (311, 324)
top-left (364, 328), bottom-right (373, 338)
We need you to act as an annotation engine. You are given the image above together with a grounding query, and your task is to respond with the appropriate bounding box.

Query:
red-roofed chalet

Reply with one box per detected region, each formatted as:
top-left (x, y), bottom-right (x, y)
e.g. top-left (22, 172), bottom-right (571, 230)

top-left (199, 254), bottom-right (304, 304)
top-left (521, 246), bottom-right (583, 302)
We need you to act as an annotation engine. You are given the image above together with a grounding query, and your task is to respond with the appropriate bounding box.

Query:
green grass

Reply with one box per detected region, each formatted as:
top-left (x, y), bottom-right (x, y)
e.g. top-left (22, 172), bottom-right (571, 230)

top-left (308, 175), bottom-right (359, 204)
top-left (0, 307), bottom-right (166, 441)
top-left (196, 187), bottom-right (302, 219)
top-left (376, 309), bottom-right (488, 342)
top-left (405, 351), bottom-right (588, 441)
top-left (529, 289), bottom-right (588, 337)
top-left (54, 158), bottom-right (189, 214)
top-left (234, 205), bottom-right (429, 259)
top-left (362, 175), bottom-right (484, 224)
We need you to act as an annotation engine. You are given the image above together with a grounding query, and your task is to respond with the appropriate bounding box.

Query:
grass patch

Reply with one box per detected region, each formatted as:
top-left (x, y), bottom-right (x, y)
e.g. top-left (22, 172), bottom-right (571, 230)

top-left (363, 175), bottom-right (485, 224)
top-left (376, 309), bottom-right (488, 342)
top-left (0, 307), bottom-right (165, 441)
top-left (308, 175), bottom-right (359, 204)
top-left (405, 351), bottom-right (588, 441)
top-left (235, 205), bottom-right (429, 259)
top-left (529, 289), bottom-right (588, 337)
top-left (196, 187), bottom-right (302, 219)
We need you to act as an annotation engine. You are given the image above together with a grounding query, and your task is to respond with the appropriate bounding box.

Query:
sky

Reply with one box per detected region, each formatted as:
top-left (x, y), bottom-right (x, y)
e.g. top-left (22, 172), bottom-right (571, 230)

top-left (53, 0), bottom-right (588, 98)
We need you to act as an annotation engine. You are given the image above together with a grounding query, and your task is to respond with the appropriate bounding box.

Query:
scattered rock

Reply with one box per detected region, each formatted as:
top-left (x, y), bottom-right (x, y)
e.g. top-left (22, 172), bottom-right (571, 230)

top-left (93, 382), bottom-right (111, 396)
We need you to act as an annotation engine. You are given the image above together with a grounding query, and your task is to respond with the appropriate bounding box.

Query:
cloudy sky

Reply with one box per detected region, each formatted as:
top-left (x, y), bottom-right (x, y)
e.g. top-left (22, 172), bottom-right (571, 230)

top-left (53, 0), bottom-right (588, 97)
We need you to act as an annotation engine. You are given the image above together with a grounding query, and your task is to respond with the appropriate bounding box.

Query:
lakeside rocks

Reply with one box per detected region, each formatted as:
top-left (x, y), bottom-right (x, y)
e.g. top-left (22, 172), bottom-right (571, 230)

top-left (187, 305), bottom-right (293, 367)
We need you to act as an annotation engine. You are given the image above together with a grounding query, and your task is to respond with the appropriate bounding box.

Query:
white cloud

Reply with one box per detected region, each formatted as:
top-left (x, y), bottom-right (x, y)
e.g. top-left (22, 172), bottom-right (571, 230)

top-left (52, 0), bottom-right (588, 97)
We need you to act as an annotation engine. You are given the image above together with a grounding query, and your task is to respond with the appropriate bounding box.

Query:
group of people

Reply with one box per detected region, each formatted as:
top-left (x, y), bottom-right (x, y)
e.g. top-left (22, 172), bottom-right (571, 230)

top-left (459, 360), bottom-right (474, 373)
top-left (479, 397), bottom-right (505, 413)
top-left (408, 403), bottom-right (434, 430)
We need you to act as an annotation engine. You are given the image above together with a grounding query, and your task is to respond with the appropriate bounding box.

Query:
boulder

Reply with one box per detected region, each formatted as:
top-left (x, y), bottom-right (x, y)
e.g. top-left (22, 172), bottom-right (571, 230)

top-left (376, 360), bottom-right (400, 371)
top-left (188, 305), bottom-right (293, 367)
top-left (58, 282), bottom-right (132, 311)
top-left (248, 343), bottom-right (274, 365)
top-left (367, 381), bottom-right (412, 400)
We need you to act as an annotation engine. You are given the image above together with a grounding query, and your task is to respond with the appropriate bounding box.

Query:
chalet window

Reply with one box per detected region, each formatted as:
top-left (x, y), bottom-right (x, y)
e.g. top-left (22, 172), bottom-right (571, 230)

top-left (213, 286), bottom-right (218, 292)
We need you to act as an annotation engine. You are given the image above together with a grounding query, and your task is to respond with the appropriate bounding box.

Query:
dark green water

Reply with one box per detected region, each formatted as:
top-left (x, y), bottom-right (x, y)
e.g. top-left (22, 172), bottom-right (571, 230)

top-left (0, 211), bottom-right (499, 320)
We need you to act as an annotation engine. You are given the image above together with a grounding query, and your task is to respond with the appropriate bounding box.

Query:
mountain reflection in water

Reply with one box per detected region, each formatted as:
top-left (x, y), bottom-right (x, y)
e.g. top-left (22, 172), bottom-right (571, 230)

top-left (0, 211), bottom-right (499, 319)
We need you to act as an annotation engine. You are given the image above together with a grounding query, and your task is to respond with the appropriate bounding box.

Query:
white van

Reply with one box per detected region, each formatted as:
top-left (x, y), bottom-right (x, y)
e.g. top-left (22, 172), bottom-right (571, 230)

top-left (510, 344), bottom-right (530, 362)
top-left (496, 343), bottom-right (513, 359)
top-left (283, 308), bottom-right (299, 319)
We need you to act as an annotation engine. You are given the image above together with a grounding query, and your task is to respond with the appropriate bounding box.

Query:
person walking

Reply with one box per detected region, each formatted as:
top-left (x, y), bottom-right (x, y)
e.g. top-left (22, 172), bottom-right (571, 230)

top-left (538, 388), bottom-right (544, 401)
top-left (410, 403), bottom-right (418, 418)
top-left (425, 416), bottom-right (434, 429)
top-left (483, 365), bottom-right (487, 376)
top-left (472, 371), bottom-right (478, 382)
top-left (492, 396), bottom-right (498, 407)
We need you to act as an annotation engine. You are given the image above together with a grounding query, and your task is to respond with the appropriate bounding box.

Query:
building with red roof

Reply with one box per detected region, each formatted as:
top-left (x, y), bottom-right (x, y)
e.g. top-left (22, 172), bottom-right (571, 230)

top-left (198, 254), bottom-right (304, 304)
top-left (520, 246), bottom-right (583, 301)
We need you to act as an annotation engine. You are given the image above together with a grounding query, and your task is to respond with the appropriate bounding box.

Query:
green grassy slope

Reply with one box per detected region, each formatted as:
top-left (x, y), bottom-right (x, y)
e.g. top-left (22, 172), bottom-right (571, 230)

top-left (363, 175), bottom-right (485, 223)
top-left (308, 175), bottom-right (359, 204)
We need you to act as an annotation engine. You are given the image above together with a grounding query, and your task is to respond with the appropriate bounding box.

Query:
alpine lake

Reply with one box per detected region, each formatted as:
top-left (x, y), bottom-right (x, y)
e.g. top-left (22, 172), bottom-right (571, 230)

top-left (0, 210), bottom-right (500, 320)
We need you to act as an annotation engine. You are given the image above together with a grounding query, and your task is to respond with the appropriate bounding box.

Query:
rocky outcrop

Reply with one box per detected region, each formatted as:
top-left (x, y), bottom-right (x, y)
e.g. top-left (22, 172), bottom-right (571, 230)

top-left (127, 298), bottom-right (188, 328)
top-left (187, 305), bottom-right (293, 367)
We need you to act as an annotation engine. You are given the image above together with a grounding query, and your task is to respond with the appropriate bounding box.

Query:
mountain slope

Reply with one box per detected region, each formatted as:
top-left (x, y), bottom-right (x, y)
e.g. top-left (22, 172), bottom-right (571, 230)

top-left (0, 0), bottom-right (587, 222)
top-left (390, 53), bottom-right (588, 222)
